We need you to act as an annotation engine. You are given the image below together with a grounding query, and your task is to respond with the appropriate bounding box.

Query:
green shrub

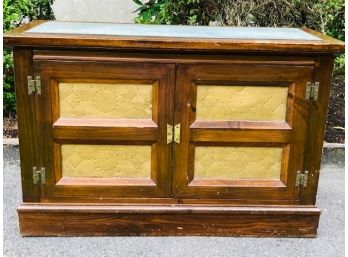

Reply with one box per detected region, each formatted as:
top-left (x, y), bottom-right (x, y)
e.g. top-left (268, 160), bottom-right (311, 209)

top-left (133, 0), bottom-right (214, 25)
top-left (3, 0), bottom-right (55, 116)
top-left (133, 0), bottom-right (344, 75)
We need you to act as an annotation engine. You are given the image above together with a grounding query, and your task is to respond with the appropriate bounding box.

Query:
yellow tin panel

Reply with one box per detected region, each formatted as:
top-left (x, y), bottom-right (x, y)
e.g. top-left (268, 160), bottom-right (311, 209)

top-left (59, 83), bottom-right (152, 118)
top-left (196, 85), bottom-right (288, 121)
top-left (61, 145), bottom-right (151, 178)
top-left (194, 146), bottom-right (282, 179)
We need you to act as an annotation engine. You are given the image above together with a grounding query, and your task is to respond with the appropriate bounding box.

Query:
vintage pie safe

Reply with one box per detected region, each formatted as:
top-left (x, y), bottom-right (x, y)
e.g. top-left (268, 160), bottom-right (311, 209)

top-left (4, 21), bottom-right (344, 237)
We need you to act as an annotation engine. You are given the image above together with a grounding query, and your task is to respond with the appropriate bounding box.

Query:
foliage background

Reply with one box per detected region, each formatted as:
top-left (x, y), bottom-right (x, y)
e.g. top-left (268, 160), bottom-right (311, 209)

top-left (3, 0), bottom-right (55, 115)
top-left (133, 0), bottom-right (345, 75)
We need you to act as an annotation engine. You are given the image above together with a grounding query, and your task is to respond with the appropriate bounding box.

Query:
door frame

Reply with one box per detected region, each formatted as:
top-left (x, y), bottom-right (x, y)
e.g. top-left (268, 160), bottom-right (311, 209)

top-left (33, 59), bottom-right (175, 201)
top-left (173, 63), bottom-right (314, 203)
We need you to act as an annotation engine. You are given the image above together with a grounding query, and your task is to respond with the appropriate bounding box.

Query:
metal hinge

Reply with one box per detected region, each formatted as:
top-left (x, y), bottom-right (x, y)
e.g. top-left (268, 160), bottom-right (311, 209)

top-left (295, 170), bottom-right (309, 188)
top-left (27, 76), bottom-right (41, 95)
top-left (167, 124), bottom-right (173, 144)
top-left (305, 82), bottom-right (319, 101)
top-left (174, 124), bottom-right (181, 143)
top-left (33, 167), bottom-right (46, 184)
top-left (167, 123), bottom-right (181, 144)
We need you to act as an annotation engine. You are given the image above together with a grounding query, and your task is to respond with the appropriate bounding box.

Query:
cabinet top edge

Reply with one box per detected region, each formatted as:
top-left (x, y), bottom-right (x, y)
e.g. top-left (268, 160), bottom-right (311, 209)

top-left (4, 20), bottom-right (344, 54)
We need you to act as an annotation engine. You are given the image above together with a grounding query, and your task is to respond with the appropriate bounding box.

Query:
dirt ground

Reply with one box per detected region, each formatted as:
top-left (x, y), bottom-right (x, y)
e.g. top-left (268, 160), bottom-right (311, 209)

top-left (3, 78), bottom-right (345, 143)
top-left (325, 77), bottom-right (345, 143)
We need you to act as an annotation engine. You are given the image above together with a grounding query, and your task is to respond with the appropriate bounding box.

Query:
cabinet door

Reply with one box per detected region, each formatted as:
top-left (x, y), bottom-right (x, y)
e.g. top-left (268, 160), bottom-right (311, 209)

top-left (34, 59), bottom-right (174, 201)
top-left (173, 63), bottom-right (314, 203)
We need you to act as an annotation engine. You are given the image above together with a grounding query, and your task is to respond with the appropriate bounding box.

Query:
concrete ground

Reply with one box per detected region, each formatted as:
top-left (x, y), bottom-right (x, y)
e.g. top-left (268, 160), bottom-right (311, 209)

top-left (3, 146), bottom-right (344, 257)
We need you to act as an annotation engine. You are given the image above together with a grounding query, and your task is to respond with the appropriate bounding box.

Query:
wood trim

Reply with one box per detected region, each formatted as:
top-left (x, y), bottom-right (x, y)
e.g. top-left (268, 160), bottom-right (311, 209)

top-left (190, 121), bottom-right (291, 145)
top-left (53, 118), bottom-right (158, 142)
top-left (301, 57), bottom-right (335, 205)
top-left (13, 48), bottom-right (40, 202)
top-left (56, 177), bottom-right (156, 186)
top-left (38, 197), bottom-right (299, 205)
top-left (32, 50), bottom-right (318, 66)
top-left (187, 63), bottom-right (314, 81)
top-left (188, 179), bottom-right (286, 188)
top-left (190, 120), bottom-right (291, 129)
top-left (17, 203), bottom-right (320, 237)
top-left (4, 21), bottom-right (344, 54)
top-left (191, 129), bottom-right (291, 144)
top-left (54, 118), bottom-right (157, 127)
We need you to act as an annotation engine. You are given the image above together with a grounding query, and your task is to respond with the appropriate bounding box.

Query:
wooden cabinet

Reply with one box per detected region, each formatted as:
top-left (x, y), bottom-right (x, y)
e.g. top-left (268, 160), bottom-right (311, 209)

top-left (4, 21), bottom-right (344, 237)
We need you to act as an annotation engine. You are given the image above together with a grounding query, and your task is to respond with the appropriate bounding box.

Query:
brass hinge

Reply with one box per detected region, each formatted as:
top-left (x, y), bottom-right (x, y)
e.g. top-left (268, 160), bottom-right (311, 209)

top-left (33, 167), bottom-right (46, 184)
top-left (295, 170), bottom-right (309, 188)
top-left (27, 76), bottom-right (41, 95)
top-left (167, 123), bottom-right (181, 144)
top-left (174, 124), bottom-right (181, 143)
top-left (305, 82), bottom-right (319, 101)
top-left (167, 124), bottom-right (173, 144)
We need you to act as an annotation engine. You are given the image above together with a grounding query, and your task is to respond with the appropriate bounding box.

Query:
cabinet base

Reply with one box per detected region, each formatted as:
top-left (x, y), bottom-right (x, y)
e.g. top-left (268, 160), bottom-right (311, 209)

top-left (18, 204), bottom-right (320, 237)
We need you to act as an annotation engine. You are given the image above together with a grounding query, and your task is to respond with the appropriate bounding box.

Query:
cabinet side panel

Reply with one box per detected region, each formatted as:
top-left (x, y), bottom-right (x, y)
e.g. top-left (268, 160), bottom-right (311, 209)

top-left (301, 56), bottom-right (335, 204)
top-left (13, 48), bottom-right (40, 202)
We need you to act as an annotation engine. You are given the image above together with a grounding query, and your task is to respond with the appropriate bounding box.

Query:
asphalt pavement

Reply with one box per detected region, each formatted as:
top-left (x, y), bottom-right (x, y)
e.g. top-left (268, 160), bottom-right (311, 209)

top-left (3, 146), bottom-right (345, 257)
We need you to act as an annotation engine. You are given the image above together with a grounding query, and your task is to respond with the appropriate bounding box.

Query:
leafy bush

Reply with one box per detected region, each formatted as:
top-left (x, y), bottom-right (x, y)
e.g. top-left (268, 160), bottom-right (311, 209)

top-left (133, 0), bottom-right (344, 75)
top-left (3, 0), bottom-right (55, 115)
top-left (133, 0), bottom-right (212, 25)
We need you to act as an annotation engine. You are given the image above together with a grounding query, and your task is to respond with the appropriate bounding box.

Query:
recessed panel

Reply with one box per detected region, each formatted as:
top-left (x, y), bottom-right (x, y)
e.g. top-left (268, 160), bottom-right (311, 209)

top-left (59, 83), bottom-right (153, 118)
top-left (61, 145), bottom-right (151, 178)
top-left (196, 85), bottom-right (288, 121)
top-left (194, 146), bottom-right (282, 179)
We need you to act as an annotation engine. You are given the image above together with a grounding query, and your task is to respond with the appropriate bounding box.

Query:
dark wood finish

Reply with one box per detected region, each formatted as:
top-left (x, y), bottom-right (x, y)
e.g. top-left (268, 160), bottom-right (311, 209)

top-left (5, 21), bottom-right (344, 237)
top-left (18, 204), bottom-right (320, 237)
top-left (4, 21), bottom-right (344, 54)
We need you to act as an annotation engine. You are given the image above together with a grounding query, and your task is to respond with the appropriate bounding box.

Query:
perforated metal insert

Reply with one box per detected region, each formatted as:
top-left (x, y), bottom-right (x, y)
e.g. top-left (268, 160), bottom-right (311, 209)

top-left (196, 85), bottom-right (288, 121)
top-left (61, 145), bottom-right (151, 178)
top-left (194, 146), bottom-right (282, 179)
top-left (59, 83), bottom-right (153, 118)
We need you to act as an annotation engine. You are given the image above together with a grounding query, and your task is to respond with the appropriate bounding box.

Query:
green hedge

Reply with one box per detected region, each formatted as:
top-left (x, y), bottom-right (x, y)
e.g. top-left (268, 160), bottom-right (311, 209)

top-left (133, 0), bottom-right (345, 75)
top-left (3, 0), bottom-right (55, 115)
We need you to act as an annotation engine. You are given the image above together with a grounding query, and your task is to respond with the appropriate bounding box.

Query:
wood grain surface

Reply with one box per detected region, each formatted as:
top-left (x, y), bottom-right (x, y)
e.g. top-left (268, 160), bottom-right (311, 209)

top-left (18, 204), bottom-right (320, 237)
